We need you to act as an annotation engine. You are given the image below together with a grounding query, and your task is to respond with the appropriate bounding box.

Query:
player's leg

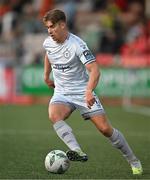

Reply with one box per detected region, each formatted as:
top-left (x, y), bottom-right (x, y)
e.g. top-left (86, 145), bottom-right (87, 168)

top-left (49, 93), bottom-right (87, 160)
top-left (49, 103), bottom-right (80, 151)
top-left (77, 92), bottom-right (142, 174)
top-left (90, 114), bottom-right (143, 175)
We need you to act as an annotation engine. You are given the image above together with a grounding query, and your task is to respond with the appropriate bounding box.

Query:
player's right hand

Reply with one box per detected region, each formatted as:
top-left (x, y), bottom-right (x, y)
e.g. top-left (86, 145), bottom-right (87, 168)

top-left (85, 90), bottom-right (95, 109)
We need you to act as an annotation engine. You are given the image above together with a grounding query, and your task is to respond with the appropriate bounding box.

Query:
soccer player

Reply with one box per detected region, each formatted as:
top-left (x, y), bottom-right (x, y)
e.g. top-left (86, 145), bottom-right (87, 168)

top-left (42, 9), bottom-right (143, 175)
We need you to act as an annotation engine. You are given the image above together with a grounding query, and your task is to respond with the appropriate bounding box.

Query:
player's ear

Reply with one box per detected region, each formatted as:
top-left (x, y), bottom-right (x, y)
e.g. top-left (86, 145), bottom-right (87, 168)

top-left (60, 21), bottom-right (66, 29)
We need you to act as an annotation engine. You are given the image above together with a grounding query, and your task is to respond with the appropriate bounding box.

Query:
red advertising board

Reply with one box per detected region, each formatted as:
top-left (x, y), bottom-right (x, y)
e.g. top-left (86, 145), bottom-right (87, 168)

top-left (0, 67), bottom-right (15, 103)
top-left (0, 66), bottom-right (33, 104)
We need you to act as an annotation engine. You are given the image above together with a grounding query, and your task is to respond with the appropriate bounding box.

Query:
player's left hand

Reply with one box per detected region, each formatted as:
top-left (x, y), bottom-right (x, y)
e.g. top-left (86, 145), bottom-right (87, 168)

top-left (85, 90), bottom-right (96, 109)
top-left (44, 78), bottom-right (55, 88)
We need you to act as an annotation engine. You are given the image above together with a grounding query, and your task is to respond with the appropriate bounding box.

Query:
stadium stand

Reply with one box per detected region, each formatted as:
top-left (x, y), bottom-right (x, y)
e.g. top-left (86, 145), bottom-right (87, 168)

top-left (0, 0), bottom-right (149, 105)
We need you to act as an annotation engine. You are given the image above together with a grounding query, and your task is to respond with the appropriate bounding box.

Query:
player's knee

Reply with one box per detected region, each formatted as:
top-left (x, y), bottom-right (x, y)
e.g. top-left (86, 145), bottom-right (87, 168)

top-left (100, 126), bottom-right (112, 137)
top-left (48, 112), bottom-right (61, 123)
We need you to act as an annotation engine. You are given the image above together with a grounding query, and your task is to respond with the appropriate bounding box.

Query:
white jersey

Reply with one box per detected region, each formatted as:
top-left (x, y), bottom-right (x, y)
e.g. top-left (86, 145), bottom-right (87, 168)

top-left (43, 33), bottom-right (95, 94)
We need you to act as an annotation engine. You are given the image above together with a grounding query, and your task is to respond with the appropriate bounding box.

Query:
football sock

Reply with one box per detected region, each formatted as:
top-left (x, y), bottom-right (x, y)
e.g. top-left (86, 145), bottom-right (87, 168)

top-left (108, 128), bottom-right (137, 163)
top-left (53, 120), bottom-right (81, 151)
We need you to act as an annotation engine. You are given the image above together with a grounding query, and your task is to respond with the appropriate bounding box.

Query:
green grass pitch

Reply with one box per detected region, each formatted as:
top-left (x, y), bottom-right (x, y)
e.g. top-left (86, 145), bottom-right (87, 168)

top-left (0, 104), bottom-right (150, 179)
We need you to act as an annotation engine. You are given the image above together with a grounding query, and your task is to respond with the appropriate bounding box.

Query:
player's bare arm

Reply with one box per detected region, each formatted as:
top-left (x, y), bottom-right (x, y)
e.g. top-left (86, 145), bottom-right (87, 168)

top-left (85, 61), bottom-right (100, 108)
top-left (44, 54), bottom-right (55, 88)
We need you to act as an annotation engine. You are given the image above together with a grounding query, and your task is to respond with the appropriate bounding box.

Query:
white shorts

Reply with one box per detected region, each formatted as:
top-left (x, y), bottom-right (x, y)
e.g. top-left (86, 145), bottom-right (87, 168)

top-left (50, 92), bottom-right (105, 120)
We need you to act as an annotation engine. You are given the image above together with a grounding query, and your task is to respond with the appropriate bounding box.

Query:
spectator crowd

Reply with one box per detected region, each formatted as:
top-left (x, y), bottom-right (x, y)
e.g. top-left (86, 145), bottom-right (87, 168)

top-left (0, 0), bottom-right (149, 67)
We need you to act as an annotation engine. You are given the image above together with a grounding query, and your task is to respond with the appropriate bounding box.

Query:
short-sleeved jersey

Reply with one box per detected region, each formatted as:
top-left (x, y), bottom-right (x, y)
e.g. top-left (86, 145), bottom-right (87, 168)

top-left (43, 33), bottom-right (95, 94)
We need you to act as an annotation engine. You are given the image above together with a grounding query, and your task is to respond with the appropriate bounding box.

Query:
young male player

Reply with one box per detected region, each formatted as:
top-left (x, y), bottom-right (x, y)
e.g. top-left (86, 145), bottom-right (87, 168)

top-left (42, 9), bottom-right (143, 175)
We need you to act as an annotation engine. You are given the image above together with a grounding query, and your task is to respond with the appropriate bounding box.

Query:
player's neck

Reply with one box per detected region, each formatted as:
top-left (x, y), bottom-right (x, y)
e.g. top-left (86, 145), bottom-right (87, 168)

top-left (60, 31), bottom-right (69, 44)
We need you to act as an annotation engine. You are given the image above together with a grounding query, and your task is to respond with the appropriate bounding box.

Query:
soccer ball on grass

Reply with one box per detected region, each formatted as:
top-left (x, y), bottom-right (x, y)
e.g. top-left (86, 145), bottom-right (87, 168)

top-left (45, 150), bottom-right (70, 174)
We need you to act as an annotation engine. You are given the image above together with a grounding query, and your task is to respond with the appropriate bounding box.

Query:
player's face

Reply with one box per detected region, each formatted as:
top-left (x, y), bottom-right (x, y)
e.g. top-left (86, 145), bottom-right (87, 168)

top-left (45, 20), bottom-right (66, 43)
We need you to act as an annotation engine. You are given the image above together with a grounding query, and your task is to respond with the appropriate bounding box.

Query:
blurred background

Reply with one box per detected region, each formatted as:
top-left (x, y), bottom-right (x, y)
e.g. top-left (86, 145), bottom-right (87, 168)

top-left (0, 0), bottom-right (150, 109)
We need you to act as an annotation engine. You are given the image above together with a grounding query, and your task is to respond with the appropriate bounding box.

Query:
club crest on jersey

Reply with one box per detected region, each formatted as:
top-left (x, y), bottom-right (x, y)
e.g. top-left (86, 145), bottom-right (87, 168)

top-left (63, 49), bottom-right (71, 59)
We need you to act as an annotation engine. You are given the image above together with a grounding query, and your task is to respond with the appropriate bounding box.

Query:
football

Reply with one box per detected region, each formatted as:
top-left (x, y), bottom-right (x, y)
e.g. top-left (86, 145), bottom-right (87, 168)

top-left (44, 150), bottom-right (70, 174)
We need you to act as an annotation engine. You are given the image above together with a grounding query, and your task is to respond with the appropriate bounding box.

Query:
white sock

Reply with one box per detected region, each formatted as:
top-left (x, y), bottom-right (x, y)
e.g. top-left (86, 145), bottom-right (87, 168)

top-left (109, 128), bottom-right (137, 163)
top-left (53, 120), bottom-right (81, 151)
